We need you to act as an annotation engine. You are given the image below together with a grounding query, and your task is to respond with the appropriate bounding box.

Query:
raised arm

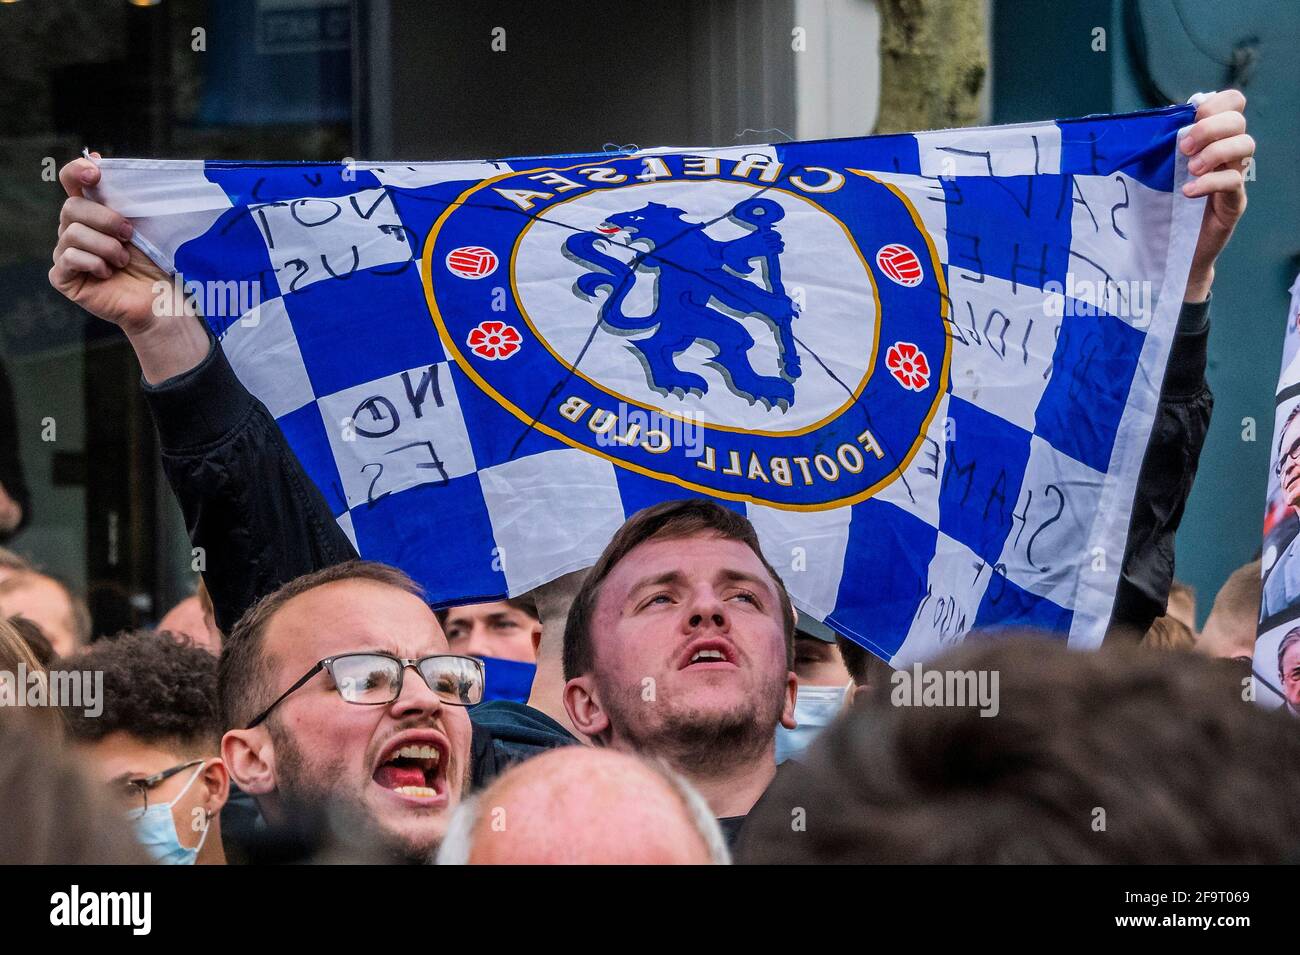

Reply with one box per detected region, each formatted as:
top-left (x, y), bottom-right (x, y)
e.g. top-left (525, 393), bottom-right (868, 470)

top-left (50, 155), bottom-right (355, 631)
top-left (1107, 90), bottom-right (1252, 639)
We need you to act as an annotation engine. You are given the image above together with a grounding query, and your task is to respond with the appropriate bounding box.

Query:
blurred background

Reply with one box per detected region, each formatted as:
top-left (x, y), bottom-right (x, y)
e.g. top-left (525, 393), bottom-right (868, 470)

top-left (0, 0), bottom-right (1295, 634)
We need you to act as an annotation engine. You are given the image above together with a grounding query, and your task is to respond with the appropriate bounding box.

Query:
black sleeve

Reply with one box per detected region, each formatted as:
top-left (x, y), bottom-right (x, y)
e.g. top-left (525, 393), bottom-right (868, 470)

top-left (1107, 298), bottom-right (1214, 639)
top-left (0, 358), bottom-right (31, 539)
top-left (142, 328), bottom-right (358, 632)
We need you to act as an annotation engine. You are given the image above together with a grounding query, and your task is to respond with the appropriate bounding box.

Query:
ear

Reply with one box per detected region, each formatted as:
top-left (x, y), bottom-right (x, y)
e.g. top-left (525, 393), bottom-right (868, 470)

top-left (199, 758), bottom-right (230, 815)
top-left (530, 622), bottom-right (543, 657)
top-left (221, 727), bottom-right (276, 797)
top-left (779, 671), bottom-right (798, 730)
top-left (563, 675), bottom-right (610, 741)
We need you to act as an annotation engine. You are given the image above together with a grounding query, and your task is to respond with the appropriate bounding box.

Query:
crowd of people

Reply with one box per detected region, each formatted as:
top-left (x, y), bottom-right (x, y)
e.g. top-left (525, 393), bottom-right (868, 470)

top-left (2, 90), bottom-right (1294, 865)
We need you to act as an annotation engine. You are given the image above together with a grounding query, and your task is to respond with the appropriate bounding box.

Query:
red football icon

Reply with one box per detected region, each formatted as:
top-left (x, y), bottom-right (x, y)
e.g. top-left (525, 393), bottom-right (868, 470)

top-left (446, 246), bottom-right (499, 279)
top-left (876, 244), bottom-right (923, 287)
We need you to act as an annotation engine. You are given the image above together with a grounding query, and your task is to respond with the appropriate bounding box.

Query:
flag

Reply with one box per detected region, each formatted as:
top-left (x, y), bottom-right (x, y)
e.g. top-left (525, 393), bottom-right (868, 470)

top-left (92, 104), bottom-right (1203, 666)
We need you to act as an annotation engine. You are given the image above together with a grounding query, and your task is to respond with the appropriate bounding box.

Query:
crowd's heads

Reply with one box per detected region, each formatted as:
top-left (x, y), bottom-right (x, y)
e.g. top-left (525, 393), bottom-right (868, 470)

top-left (1277, 627), bottom-right (1300, 710)
top-left (157, 577), bottom-right (222, 654)
top-left (1197, 559), bottom-right (1262, 662)
top-left (0, 615), bottom-right (62, 738)
top-left (0, 708), bottom-right (146, 864)
top-left (65, 630), bottom-right (227, 864)
top-left (8, 614), bottom-right (55, 666)
top-left (0, 569), bottom-right (90, 659)
top-left (0, 613), bottom-right (43, 676)
top-left (739, 638), bottom-right (1300, 863)
top-left (561, 499), bottom-right (797, 773)
top-left (1164, 579), bottom-right (1198, 635)
top-left (437, 597), bottom-right (541, 663)
top-left (792, 617), bottom-right (851, 686)
top-left (774, 617), bottom-right (853, 763)
top-left (436, 747), bottom-right (729, 864)
top-left (835, 634), bottom-right (895, 700)
top-left (1140, 614), bottom-right (1197, 652)
top-left (219, 560), bottom-right (477, 862)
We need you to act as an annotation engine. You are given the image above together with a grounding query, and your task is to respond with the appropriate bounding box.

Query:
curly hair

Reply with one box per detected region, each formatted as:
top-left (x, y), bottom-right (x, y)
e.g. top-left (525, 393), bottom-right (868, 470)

top-left (64, 629), bottom-right (221, 752)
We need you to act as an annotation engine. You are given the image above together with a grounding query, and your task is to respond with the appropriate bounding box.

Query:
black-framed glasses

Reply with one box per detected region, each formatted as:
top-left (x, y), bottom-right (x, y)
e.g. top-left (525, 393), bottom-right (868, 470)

top-left (113, 759), bottom-right (205, 814)
top-left (1277, 435), bottom-right (1300, 475)
top-left (245, 652), bottom-right (484, 729)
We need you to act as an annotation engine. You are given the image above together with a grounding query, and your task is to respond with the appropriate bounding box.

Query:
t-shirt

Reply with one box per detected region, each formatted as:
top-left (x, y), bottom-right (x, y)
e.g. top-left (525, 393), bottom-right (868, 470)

top-left (720, 759), bottom-right (805, 858)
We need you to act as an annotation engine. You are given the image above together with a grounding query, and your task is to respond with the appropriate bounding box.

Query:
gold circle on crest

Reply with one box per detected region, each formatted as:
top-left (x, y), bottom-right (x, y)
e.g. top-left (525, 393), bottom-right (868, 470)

top-left (420, 160), bottom-right (951, 511)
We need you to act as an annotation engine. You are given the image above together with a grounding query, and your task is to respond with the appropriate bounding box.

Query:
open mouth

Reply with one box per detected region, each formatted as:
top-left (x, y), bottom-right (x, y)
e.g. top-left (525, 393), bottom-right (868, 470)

top-left (678, 639), bottom-right (739, 671)
top-left (372, 735), bottom-right (449, 804)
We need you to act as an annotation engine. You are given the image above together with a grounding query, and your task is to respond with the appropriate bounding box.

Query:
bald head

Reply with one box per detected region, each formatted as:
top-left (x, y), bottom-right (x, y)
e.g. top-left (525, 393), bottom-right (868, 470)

top-left (438, 747), bottom-right (728, 864)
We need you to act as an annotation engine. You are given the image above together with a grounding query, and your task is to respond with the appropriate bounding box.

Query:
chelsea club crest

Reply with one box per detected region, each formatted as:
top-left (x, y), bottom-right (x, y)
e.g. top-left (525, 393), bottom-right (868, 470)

top-left (421, 151), bottom-right (950, 510)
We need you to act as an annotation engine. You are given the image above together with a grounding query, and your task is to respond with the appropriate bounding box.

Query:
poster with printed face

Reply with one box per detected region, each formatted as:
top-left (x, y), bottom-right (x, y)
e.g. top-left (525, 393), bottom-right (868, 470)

top-left (1256, 275), bottom-right (1300, 713)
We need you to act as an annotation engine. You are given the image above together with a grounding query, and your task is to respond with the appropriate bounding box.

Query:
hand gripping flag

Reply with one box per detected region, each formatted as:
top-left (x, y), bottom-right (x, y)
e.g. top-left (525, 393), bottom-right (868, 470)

top-left (93, 104), bottom-right (1204, 667)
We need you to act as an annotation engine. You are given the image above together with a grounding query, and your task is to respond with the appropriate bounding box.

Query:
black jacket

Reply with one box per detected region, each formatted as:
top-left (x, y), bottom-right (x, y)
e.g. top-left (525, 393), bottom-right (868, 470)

top-left (143, 301), bottom-right (1213, 640)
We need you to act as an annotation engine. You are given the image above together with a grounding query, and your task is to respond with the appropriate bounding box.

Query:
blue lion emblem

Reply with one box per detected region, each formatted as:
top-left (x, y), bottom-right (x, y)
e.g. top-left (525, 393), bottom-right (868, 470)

top-left (563, 198), bottom-right (801, 410)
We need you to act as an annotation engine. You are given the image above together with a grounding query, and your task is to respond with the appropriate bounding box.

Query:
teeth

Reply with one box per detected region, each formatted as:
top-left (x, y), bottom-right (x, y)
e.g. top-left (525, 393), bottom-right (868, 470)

top-left (394, 744), bottom-right (441, 762)
top-left (392, 786), bottom-right (439, 799)
top-left (691, 649), bottom-right (726, 663)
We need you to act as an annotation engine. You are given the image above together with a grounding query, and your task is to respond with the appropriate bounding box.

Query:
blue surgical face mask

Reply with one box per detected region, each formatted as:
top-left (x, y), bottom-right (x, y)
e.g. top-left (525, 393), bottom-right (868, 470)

top-left (480, 655), bottom-right (538, 704)
top-left (775, 683), bottom-right (848, 764)
top-left (127, 762), bottom-right (211, 865)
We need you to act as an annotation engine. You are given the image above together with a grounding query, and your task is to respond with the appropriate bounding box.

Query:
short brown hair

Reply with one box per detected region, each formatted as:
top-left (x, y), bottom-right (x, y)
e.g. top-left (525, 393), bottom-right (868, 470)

top-left (1206, 559), bottom-right (1262, 631)
top-left (0, 615), bottom-right (41, 675)
top-left (436, 595), bottom-right (540, 628)
top-left (1140, 615), bottom-right (1197, 652)
top-left (562, 499), bottom-right (795, 680)
top-left (8, 615), bottom-right (54, 667)
top-left (220, 560), bottom-right (423, 730)
top-left (835, 633), bottom-right (895, 689)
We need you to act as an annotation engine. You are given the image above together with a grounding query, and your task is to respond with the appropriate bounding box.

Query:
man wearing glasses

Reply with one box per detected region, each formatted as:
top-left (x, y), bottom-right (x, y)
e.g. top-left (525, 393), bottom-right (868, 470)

top-left (1263, 406), bottom-right (1300, 620)
top-left (66, 631), bottom-right (229, 865)
top-left (217, 560), bottom-right (521, 862)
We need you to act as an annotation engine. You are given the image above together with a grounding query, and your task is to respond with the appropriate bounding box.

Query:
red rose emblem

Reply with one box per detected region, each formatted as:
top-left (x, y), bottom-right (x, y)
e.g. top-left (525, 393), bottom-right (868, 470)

top-left (886, 341), bottom-right (930, 391)
top-left (467, 321), bottom-right (522, 360)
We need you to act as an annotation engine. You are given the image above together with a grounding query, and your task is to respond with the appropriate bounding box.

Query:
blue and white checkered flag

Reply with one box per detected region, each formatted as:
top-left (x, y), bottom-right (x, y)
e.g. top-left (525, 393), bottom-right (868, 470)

top-left (94, 104), bottom-right (1203, 666)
